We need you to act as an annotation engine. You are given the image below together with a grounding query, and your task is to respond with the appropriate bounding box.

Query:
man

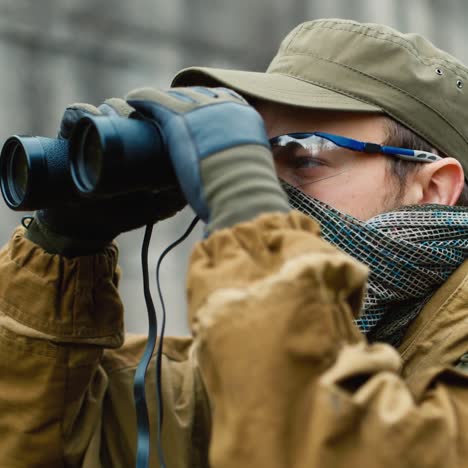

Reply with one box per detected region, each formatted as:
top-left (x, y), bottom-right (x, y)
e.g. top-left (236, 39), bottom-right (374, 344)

top-left (0, 18), bottom-right (467, 467)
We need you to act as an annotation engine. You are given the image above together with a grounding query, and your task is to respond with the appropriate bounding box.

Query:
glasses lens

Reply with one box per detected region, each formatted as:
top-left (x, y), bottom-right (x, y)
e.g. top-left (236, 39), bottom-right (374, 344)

top-left (271, 134), bottom-right (343, 187)
top-left (8, 144), bottom-right (29, 204)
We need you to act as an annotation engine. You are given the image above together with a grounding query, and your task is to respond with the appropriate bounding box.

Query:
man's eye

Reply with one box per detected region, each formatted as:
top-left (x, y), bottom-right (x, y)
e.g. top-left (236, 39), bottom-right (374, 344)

top-left (292, 156), bottom-right (324, 169)
top-left (271, 146), bottom-right (326, 166)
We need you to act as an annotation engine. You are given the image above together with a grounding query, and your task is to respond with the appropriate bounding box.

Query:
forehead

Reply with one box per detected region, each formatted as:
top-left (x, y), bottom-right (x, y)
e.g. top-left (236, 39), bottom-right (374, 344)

top-left (254, 100), bottom-right (389, 142)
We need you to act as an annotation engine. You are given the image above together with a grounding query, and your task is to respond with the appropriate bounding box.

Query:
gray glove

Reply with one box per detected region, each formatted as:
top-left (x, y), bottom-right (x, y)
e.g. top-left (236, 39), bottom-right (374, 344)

top-left (126, 86), bottom-right (290, 233)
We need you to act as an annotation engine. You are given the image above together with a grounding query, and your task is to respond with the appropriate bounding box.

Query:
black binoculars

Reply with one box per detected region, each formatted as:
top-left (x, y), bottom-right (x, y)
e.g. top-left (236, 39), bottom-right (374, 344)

top-left (0, 116), bottom-right (178, 211)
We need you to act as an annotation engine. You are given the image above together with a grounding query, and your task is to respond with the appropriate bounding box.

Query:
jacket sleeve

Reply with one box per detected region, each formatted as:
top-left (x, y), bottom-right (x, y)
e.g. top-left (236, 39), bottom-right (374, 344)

top-left (0, 227), bottom-right (124, 467)
top-left (187, 211), bottom-right (468, 468)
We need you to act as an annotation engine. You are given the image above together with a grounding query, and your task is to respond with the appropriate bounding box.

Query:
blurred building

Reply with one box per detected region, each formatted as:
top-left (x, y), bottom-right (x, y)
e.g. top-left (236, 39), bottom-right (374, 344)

top-left (0, 0), bottom-right (466, 335)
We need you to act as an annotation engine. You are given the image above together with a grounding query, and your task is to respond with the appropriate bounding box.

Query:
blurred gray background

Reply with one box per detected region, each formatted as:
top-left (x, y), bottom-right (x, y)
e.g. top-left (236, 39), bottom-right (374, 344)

top-left (0, 0), bottom-right (466, 336)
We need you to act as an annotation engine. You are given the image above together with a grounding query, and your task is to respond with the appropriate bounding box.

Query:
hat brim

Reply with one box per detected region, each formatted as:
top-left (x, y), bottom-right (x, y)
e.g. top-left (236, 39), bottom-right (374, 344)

top-left (172, 67), bottom-right (383, 113)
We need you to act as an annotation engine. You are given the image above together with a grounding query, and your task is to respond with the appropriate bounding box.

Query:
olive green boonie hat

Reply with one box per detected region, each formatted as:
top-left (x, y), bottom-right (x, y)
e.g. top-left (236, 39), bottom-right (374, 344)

top-left (172, 19), bottom-right (468, 176)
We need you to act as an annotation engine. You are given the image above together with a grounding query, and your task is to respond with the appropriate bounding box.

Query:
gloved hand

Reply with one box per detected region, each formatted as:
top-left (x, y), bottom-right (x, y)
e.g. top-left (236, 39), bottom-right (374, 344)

top-left (26, 98), bottom-right (186, 257)
top-left (126, 86), bottom-right (290, 233)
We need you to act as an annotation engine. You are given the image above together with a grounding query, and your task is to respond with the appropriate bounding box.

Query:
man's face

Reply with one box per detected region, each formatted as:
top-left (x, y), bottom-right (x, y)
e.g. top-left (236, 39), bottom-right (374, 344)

top-left (256, 101), bottom-right (404, 220)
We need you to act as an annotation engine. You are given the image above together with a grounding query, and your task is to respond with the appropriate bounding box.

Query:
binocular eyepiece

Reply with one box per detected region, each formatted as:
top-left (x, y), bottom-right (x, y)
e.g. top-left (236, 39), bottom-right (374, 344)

top-left (0, 116), bottom-right (178, 211)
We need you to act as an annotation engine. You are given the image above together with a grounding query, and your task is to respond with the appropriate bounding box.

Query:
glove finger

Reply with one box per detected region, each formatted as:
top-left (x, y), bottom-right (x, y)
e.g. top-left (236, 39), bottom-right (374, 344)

top-left (59, 103), bottom-right (102, 139)
top-left (99, 97), bottom-right (134, 118)
top-left (127, 87), bottom-right (247, 132)
top-left (126, 87), bottom-right (194, 123)
top-left (170, 86), bottom-right (249, 106)
top-left (193, 86), bottom-right (248, 104)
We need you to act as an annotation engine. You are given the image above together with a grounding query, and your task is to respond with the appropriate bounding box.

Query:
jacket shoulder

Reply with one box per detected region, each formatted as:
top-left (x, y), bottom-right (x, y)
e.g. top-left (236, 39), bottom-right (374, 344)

top-left (399, 261), bottom-right (468, 377)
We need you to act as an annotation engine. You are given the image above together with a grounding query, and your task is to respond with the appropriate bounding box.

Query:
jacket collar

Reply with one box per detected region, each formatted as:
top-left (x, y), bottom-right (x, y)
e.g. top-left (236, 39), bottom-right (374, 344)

top-left (399, 260), bottom-right (468, 379)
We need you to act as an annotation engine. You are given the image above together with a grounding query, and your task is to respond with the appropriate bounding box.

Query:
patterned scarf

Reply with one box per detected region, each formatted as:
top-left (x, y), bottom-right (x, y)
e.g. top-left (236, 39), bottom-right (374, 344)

top-left (283, 183), bottom-right (468, 347)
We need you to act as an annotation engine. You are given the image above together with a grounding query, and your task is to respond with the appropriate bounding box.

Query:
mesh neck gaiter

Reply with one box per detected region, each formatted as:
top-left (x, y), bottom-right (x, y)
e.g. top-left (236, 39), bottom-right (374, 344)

top-left (283, 182), bottom-right (468, 347)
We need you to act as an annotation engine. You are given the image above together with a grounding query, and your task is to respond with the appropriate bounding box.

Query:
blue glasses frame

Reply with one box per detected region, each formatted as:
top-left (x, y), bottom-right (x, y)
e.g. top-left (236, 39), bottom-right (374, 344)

top-left (269, 131), bottom-right (442, 164)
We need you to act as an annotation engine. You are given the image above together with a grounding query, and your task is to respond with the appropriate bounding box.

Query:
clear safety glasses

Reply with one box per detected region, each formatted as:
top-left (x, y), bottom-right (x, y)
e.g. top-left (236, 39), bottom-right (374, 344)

top-left (269, 131), bottom-right (442, 187)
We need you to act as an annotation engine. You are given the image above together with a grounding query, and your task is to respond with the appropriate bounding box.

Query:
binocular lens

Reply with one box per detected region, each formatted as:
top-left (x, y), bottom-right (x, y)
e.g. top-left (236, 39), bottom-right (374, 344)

top-left (70, 115), bottom-right (171, 196)
top-left (1, 135), bottom-right (71, 210)
top-left (7, 144), bottom-right (29, 205)
top-left (75, 124), bottom-right (104, 192)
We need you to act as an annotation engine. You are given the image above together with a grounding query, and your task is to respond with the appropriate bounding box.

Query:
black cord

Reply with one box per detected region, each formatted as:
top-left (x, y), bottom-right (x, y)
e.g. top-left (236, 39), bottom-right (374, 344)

top-left (134, 224), bottom-right (157, 468)
top-left (134, 216), bottom-right (200, 468)
top-left (155, 216), bottom-right (200, 468)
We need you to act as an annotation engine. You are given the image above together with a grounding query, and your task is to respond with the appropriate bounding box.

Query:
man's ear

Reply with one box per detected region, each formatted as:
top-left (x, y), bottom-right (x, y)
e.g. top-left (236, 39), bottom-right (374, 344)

top-left (416, 157), bottom-right (465, 206)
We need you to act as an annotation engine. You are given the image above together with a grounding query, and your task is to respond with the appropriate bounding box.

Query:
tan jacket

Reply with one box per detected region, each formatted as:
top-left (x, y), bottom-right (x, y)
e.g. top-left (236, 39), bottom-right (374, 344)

top-left (0, 211), bottom-right (467, 468)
